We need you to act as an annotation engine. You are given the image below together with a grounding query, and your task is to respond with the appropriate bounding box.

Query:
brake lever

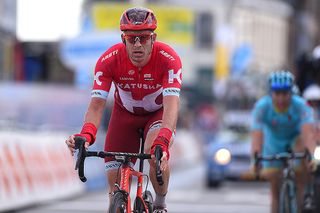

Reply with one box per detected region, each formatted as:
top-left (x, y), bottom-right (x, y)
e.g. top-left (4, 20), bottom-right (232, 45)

top-left (155, 145), bottom-right (164, 186)
top-left (74, 136), bottom-right (87, 182)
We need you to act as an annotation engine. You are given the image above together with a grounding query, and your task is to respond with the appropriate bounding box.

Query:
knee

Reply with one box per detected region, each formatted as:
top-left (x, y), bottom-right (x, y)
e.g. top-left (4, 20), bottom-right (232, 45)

top-left (262, 169), bottom-right (282, 191)
top-left (261, 169), bottom-right (281, 181)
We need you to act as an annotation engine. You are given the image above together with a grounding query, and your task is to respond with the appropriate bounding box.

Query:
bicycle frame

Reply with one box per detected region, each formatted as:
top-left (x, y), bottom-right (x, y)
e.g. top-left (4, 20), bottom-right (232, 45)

top-left (113, 160), bottom-right (149, 212)
top-left (255, 151), bottom-right (307, 213)
top-left (74, 134), bottom-right (163, 213)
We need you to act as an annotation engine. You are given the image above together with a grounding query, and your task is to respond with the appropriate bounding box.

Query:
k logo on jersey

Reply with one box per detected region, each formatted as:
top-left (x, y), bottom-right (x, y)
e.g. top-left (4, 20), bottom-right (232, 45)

top-left (94, 71), bottom-right (103, 86)
top-left (168, 69), bottom-right (182, 84)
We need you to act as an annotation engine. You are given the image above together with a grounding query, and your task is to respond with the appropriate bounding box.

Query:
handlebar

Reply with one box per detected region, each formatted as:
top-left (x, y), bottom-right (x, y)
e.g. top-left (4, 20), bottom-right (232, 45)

top-left (253, 151), bottom-right (308, 180)
top-left (255, 151), bottom-right (308, 163)
top-left (74, 136), bottom-right (163, 185)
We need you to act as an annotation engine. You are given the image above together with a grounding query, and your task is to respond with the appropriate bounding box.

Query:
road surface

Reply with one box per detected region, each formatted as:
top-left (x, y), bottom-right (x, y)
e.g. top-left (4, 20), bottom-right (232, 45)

top-left (19, 164), bottom-right (270, 213)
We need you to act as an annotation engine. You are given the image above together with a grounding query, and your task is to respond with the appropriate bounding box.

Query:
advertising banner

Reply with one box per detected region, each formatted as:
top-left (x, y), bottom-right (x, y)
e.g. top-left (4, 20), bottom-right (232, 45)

top-left (0, 131), bottom-right (84, 211)
top-left (91, 3), bottom-right (194, 45)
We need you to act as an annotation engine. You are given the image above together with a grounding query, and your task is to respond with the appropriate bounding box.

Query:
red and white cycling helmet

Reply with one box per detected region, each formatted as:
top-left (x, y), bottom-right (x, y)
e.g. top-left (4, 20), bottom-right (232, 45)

top-left (120, 7), bottom-right (157, 31)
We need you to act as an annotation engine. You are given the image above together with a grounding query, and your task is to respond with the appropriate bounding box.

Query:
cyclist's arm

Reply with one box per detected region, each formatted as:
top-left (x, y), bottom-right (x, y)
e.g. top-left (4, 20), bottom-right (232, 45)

top-left (251, 98), bottom-right (266, 156)
top-left (299, 99), bottom-right (317, 155)
top-left (301, 123), bottom-right (317, 155)
top-left (151, 45), bottom-right (181, 161)
top-left (251, 130), bottom-right (263, 155)
top-left (72, 97), bottom-right (106, 146)
top-left (83, 97), bottom-right (107, 128)
top-left (162, 95), bottom-right (179, 133)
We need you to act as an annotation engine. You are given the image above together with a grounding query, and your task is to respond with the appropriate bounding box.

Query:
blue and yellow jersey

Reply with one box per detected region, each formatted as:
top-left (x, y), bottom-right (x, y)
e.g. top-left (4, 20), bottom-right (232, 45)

top-left (251, 95), bottom-right (314, 156)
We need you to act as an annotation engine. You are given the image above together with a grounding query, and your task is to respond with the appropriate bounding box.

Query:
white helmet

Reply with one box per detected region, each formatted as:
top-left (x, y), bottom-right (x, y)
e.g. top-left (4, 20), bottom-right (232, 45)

top-left (312, 45), bottom-right (320, 60)
top-left (303, 84), bottom-right (320, 101)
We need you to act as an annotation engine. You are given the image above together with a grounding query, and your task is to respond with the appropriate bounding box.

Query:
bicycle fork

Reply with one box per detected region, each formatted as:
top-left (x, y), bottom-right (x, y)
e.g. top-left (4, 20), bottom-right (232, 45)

top-left (118, 165), bottom-right (150, 212)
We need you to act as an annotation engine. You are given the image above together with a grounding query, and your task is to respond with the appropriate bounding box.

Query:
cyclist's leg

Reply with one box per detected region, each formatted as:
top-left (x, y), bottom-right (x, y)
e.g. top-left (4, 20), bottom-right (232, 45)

top-left (144, 109), bottom-right (170, 210)
top-left (261, 137), bottom-right (286, 213)
top-left (261, 168), bottom-right (282, 213)
top-left (104, 104), bottom-right (144, 202)
top-left (292, 137), bottom-right (309, 211)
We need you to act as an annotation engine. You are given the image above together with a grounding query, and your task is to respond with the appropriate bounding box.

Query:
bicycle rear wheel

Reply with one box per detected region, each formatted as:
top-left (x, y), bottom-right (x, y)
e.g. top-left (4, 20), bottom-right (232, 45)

top-left (279, 181), bottom-right (297, 213)
top-left (109, 191), bottom-right (128, 213)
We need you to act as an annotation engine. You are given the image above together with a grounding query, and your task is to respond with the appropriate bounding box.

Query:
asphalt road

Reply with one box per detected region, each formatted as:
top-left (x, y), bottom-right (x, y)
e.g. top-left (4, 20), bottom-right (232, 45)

top-left (19, 164), bottom-right (271, 213)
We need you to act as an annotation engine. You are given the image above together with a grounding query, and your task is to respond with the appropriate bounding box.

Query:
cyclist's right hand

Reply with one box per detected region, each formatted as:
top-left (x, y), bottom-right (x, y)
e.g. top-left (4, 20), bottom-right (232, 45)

top-left (65, 134), bottom-right (90, 156)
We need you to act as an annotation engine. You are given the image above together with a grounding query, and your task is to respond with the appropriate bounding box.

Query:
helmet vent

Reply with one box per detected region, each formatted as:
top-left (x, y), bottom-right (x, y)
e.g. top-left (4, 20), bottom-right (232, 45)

top-left (127, 9), bottom-right (149, 25)
top-left (120, 7), bottom-right (157, 31)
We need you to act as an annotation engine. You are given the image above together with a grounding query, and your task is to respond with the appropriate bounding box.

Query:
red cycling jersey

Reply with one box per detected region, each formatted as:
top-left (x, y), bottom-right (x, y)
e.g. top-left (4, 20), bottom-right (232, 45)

top-left (91, 41), bottom-right (182, 115)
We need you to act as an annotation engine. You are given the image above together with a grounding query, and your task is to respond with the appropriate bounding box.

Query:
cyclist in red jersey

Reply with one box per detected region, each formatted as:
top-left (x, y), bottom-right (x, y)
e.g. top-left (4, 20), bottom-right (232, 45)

top-left (65, 7), bottom-right (182, 213)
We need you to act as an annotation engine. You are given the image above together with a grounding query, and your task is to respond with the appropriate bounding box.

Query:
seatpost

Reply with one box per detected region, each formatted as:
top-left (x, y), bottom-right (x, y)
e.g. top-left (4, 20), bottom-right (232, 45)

top-left (138, 128), bottom-right (145, 173)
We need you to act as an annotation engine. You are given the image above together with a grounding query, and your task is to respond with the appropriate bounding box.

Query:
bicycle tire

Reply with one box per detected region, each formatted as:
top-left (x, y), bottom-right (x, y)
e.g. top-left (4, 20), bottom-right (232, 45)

top-left (109, 191), bottom-right (128, 213)
top-left (279, 181), bottom-right (297, 213)
top-left (133, 196), bottom-right (146, 213)
top-left (132, 190), bottom-right (153, 213)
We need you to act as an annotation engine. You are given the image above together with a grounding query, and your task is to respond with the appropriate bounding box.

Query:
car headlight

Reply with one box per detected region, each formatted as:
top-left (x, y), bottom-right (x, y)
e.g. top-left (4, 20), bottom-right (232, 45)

top-left (214, 148), bottom-right (231, 165)
top-left (314, 146), bottom-right (320, 160)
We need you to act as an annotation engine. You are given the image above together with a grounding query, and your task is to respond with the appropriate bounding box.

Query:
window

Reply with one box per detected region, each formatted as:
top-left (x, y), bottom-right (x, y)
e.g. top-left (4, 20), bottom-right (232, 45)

top-left (195, 12), bottom-right (214, 49)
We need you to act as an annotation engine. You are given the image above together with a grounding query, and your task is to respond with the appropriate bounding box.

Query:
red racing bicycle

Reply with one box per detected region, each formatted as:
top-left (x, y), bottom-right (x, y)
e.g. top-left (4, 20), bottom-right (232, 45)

top-left (74, 130), bottom-right (163, 213)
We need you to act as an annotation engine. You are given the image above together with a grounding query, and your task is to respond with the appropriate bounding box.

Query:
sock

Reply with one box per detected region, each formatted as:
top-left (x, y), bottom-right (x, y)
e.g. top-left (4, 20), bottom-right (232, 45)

top-left (153, 193), bottom-right (167, 208)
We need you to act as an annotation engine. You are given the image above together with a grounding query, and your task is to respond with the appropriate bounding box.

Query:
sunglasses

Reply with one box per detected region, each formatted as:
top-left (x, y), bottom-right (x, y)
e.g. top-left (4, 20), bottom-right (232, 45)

top-left (123, 33), bottom-right (153, 44)
top-left (273, 90), bottom-right (291, 95)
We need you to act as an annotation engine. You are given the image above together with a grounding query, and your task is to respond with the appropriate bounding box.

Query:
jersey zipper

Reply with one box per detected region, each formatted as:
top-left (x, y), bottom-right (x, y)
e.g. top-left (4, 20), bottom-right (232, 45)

top-left (138, 67), bottom-right (142, 100)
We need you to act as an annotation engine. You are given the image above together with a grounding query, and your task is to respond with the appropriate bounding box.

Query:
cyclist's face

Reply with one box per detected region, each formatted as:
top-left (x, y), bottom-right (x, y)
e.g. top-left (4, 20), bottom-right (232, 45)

top-left (271, 90), bottom-right (291, 111)
top-left (122, 30), bottom-right (156, 67)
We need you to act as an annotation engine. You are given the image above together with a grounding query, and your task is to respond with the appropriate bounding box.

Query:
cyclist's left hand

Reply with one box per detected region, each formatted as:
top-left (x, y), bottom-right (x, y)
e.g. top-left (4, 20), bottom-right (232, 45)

top-left (151, 136), bottom-right (170, 171)
top-left (151, 151), bottom-right (169, 171)
top-left (159, 152), bottom-right (169, 172)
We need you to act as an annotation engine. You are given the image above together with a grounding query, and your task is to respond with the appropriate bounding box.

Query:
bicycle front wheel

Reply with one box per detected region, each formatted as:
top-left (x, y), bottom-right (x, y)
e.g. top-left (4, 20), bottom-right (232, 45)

top-left (279, 181), bottom-right (298, 213)
top-left (109, 191), bottom-right (128, 213)
top-left (133, 191), bottom-right (153, 213)
top-left (143, 190), bottom-right (153, 212)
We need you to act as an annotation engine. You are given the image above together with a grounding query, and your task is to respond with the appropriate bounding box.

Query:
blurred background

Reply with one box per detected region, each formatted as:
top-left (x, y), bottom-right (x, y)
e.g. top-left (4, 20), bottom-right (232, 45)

top-left (1, 0), bottom-right (320, 212)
